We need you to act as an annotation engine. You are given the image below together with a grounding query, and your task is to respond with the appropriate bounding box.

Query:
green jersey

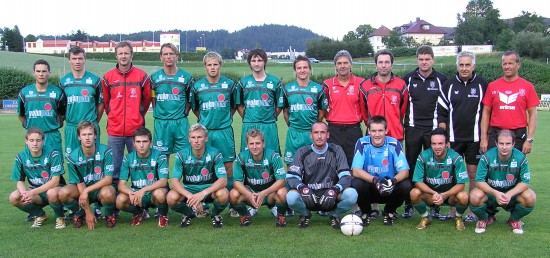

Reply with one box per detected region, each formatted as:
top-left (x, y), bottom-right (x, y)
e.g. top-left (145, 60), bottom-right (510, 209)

top-left (190, 76), bottom-right (236, 129)
top-left (17, 83), bottom-right (66, 132)
top-left (234, 148), bottom-right (286, 192)
top-left (173, 146), bottom-right (226, 187)
top-left (151, 68), bottom-right (194, 120)
top-left (476, 148), bottom-right (530, 192)
top-left (66, 144), bottom-right (113, 186)
top-left (413, 148), bottom-right (468, 193)
top-left (235, 74), bottom-right (282, 123)
top-left (278, 80), bottom-right (327, 130)
top-left (59, 71), bottom-right (103, 126)
top-left (120, 149), bottom-right (168, 190)
top-left (11, 146), bottom-right (64, 188)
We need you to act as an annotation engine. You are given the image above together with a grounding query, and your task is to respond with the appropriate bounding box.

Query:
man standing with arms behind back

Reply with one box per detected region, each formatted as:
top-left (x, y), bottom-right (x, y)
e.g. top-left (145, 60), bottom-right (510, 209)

top-left (322, 50), bottom-right (365, 167)
top-left (102, 41), bottom-right (152, 185)
top-left (480, 51), bottom-right (538, 155)
top-left (401, 45), bottom-right (447, 219)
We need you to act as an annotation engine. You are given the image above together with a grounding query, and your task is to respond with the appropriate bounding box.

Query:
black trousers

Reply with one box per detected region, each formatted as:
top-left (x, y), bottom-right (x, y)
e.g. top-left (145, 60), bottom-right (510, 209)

top-left (328, 123), bottom-right (363, 167)
top-left (351, 177), bottom-right (412, 214)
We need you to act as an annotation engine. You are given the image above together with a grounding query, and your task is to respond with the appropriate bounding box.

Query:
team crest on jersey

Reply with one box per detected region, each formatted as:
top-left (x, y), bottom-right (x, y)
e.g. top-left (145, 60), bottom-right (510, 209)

top-left (311, 87), bottom-right (317, 93)
top-left (206, 154), bottom-right (211, 162)
top-left (95, 153), bottom-right (100, 161)
top-left (511, 161), bottom-right (517, 168)
top-left (468, 88), bottom-right (478, 97)
top-left (267, 82), bottom-right (273, 89)
top-left (130, 88), bottom-right (137, 98)
top-left (519, 89), bottom-right (526, 96)
top-left (86, 78), bottom-right (92, 84)
top-left (151, 159), bottom-right (156, 166)
top-left (44, 157), bottom-right (48, 164)
top-left (147, 172), bottom-right (155, 181)
top-left (178, 76), bottom-right (185, 83)
top-left (347, 86), bottom-right (354, 95)
top-left (263, 159), bottom-right (268, 165)
top-left (94, 166), bottom-right (102, 174)
top-left (442, 171), bottom-right (450, 179)
top-left (172, 87), bottom-right (180, 95)
top-left (506, 174), bottom-right (514, 181)
top-left (41, 171), bottom-right (49, 178)
top-left (157, 141), bottom-right (163, 146)
top-left (447, 157), bottom-right (452, 165)
top-left (49, 92), bottom-right (57, 98)
top-left (412, 84), bottom-right (417, 88)
top-left (429, 81), bottom-right (436, 89)
top-left (221, 82), bottom-right (228, 89)
top-left (391, 96), bottom-right (398, 104)
top-left (246, 81), bottom-right (254, 88)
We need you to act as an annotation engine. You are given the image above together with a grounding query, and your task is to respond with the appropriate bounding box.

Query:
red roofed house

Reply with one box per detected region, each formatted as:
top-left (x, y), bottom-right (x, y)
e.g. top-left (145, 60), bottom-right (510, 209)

top-left (26, 38), bottom-right (72, 54)
top-left (368, 26), bottom-right (392, 51)
top-left (398, 17), bottom-right (447, 45)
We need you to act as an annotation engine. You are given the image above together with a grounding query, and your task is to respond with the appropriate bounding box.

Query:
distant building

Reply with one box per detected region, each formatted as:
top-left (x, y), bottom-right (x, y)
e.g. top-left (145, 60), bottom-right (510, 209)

top-left (368, 26), bottom-right (392, 51)
top-left (398, 17), bottom-right (447, 45)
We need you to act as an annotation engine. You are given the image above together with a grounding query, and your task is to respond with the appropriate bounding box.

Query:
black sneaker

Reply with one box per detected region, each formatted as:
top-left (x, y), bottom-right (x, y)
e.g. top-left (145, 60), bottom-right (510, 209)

top-left (360, 213), bottom-right (371, 227)
top-left (180, 215), bottom-right (193, 228)
top-left (94, 208), bottom-right (103, 220)
top-left (330, 216), bottom-right (341, 229)
top-left (276, 216), bottom-right (287, 227)
top-left (369, 209), bottom-right (380, 220)
top-left (211, 215), bottom-right (223, 228)
top-left (383, 212), bottom-right (395, 226)
top-left (298, 215), bottom-right (311, 228)
top-left (402, 204), bottom-right (414, 218)
top-left (24, 214), bottom-right (35, 222)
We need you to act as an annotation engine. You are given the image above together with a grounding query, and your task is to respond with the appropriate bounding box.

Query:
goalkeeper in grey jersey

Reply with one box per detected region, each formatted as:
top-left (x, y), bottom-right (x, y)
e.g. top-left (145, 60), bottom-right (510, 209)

top-left (286, 122), bottom-right (358, 229)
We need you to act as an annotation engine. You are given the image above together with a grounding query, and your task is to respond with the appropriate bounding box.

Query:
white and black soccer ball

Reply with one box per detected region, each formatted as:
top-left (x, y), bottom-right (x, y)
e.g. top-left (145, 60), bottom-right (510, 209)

top-left (340, 214), bottom-right (363, 236)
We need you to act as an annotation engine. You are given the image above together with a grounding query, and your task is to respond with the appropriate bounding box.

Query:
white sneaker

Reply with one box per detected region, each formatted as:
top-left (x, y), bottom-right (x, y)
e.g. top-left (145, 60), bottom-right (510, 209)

top-left (229, 208), bottom-right (239, 218)
top-left (55, 217), bottom-right (66, 229)
top-left (248, 207), bottom-right (258, 217)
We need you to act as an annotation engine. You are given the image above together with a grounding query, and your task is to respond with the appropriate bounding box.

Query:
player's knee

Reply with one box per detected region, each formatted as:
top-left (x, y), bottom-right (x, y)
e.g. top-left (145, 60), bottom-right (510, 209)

top-left (469, 188), bottom-right (485, 205)
top-left (276, 187), bottom-right (288, 202)
top-left (115, 194), bottom-right (129, 209)
top-left (286, 191), bottom-right (301, 206)
top-left (340, 188), bottom-right (358, 204)
top-left (229, 189), bottom-right (241, 204)
top-left (520, 189), bottom-right (537, 207)
top-left (456, 191), bottom-right (469, 205)
top-left (152, 189), bottom-right (167, 203)
top-left (46, 188), bottom-right (60, 202)
top-left (166, 190), bottom-right (181, 206)
top-left (9, 190), bottom-right (21, 205)
top-left (215, 188), bottom-right (229, 204)
top-left (409, 188), bottom-right (422, 201)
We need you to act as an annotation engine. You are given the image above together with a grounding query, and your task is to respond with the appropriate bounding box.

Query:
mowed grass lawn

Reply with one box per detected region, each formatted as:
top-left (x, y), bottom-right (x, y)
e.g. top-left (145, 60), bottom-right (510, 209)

top-left (0, 110), bottom-right (549, 257)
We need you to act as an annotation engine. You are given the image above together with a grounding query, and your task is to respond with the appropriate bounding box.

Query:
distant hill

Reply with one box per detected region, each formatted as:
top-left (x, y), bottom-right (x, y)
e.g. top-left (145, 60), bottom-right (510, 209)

top-left (73, 24), bottom-right (323, 52)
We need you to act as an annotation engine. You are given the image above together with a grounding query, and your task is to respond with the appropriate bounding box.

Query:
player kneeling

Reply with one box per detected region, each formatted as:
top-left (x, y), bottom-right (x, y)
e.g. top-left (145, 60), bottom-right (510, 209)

top-left (58, 121), bottom-right (117, 229)
top-left (116, 127), bottom-right (169, 227)
top-left (410, 128), bottom-right (469, 231)
top-left (286, 122), bottom-right (358, 229)
top-left (10, 127), bottom-right (65, 229)
top-left (167, 124), bottom-right (229, 228)
top-left (229, 129), bottom-right (288, 227)
top-left (469, 130), bottom-right (536, 234)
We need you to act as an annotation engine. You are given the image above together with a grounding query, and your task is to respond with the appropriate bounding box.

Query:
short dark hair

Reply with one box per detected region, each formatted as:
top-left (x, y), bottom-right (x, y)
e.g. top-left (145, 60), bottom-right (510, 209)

top-left (431, 128), bottom-right (448, 143)
top-left (33, 59), bottom-right (50, 72)
top-left (502, 51), bottom-right (520, 63)
top-left (367, 116), bottom-right (387, 129)
top-left (293, 55), bottom-right (311, 70)
top-left (25, 127), bottom-right (44, 140)
top-left (247, 49), bottom-right (268, 69)
top-left (497, 129), bottom-right (515, 143)
top-left (69, 46), bottom-right (86, 59)
top-left (416, 45), bottom-right (434, 58)
top-left (133, 127), bottom-right (152, 141)
top-left (246, 128), bottom-right (265, 143)
top-left (374, 49), bottom-right (394, 64)
top-left (77, 120), bottom-right (97, 136)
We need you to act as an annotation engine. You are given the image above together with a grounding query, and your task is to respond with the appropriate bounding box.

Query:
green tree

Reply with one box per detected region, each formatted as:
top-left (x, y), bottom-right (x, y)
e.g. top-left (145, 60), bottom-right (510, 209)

top-left (512, 11), bottom-right (546, 33)
top-left (381, 29), bottom-right (405, 49)
top-left (2, 25), bottom-right (24, 52)
top-left (495, 28), bottom-right (515, 51)
top-left (454, 0), bottom-right (506, 45)
top-left (355, 24), bottom-right (376, 40)
top-left (511, 31), bottom-right (550, 59)
top-left (25, 34), bottom-right (37, 43)
top-left (69, 29), bottom-right (89, 42)
top-left (343, 31), bottom-right (357, 42)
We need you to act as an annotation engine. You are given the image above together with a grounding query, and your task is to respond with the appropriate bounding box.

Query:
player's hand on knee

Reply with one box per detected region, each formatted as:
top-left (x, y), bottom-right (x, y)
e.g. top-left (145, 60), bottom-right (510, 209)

top-left (319, 186), bottom-right (340, 210)
top-left (298, 184), bottom-right (316, 208)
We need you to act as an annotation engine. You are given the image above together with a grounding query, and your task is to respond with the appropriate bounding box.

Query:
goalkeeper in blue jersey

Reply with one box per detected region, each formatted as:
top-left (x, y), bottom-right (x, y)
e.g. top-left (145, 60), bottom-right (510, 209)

top-left (351, 116), bottom-right (411, 227)
top-left (286, 122), bottom-right (358, 229)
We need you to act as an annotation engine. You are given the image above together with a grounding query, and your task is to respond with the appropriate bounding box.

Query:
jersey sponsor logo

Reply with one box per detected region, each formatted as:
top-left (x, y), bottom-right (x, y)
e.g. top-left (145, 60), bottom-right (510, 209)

top-left (488, 177), bottom-right (517, 188)
top-left (246, 173), bottom-right (273, 185)
top-left (105, 165), bottom-right (114, 172)
top-left (367, 164), bottom-right (389, 175)
top-left (156, 93), bottom-right (181, 101)
top-left (498, 92), bottom-right (518, 110)
top-left (132, 178), bottom-right (156, 188)
top-left (29, 177), bottom-right (49, 185)
top-left (524, 172), bottom-right (530, 180)
top-left (458, 171), bottom-right (468, 179)
top-left (276, 167), bottom-right (285, 175)
top-left (51, 164), bottom-right (62, 173)
top-left (307, 179), bottom-right (334, 190)
top-left (290, 98), bottom-right (315, 112)
top-left (185, 173), bottom-right (213, 183)
top-left (289, 165), bottom-right (300, 173)
top-left (28, 109), bottom-right (54, 118)
top-left (201, 98), bottom-right (228, 110)
top-left (83, 172), bottom-right (104, 184)
top-left (160, 167), bottom-right (168, 175)
top-left (468, 88), bottom-right (478, 98)
top-left (245, 98), bottom-right (270, 108)
top-left (426, 176), bottom-right (453, 185)
top-left (67, 95), bottom-right (92, 104)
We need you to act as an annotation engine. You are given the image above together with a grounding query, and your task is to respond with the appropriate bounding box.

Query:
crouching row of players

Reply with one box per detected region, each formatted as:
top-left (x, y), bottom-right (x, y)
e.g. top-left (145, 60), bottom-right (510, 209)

top-left (10, 117), bottom-right (536, 234)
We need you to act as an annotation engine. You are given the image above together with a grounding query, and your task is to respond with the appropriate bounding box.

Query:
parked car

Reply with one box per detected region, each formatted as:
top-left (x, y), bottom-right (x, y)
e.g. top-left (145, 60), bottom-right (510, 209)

top-left (308, 57), bottom-right (320, 63)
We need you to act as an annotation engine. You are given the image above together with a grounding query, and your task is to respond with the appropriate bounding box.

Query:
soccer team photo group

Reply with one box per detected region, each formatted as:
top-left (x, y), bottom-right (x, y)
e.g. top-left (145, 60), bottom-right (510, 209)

top-left (10, 42), bottom-right (539, 241)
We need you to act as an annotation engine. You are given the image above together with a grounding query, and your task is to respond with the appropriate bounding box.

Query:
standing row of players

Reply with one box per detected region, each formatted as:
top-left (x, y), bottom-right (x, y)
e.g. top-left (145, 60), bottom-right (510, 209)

top-left (12, 43), bottom-right (537, 234)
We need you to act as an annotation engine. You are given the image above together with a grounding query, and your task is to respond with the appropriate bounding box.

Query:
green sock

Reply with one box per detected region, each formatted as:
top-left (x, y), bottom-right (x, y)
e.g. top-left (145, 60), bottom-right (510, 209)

top-left (103, 203), bottom-right (115, 217)
top-left (233, 203), bottom-right (248, 216)
top-left (49, 202), bottom-right (65, 218)
top-left (63, 199), bottom-right (84, 216)
top-left (123, 205), bottom-right (142, 216)
top-left (510, 204), bottom-right (533, 221)
top-left (413, 201), bottom-right (427, 215)
top-left (171, 202), bottom-right (194, 216)
top-left (455, 204), bottom-right (468, 217)
top-left (212, 200), bottom-right (228, 216)
top-left (19, 203), bottom-right (43, 216)
top-left (470, 203), bottom-right (488, 220)
top-left (276, 203), bottom-right (287, 217)
top-left (157, 204), bottom-right (168, 216)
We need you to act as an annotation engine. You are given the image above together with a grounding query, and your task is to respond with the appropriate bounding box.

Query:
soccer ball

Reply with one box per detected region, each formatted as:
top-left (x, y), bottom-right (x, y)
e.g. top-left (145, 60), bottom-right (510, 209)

top-left (340, 214), bottom-right (363, 236)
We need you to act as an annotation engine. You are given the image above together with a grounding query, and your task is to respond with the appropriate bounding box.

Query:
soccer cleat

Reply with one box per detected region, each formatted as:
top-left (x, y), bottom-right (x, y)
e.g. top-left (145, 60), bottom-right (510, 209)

top-left (430, 207), bottom-right (441, 219)
top-left (105, 215), bottom-right (116, 228)
top-left (248, 207), bottom-right (258, 217)
top-left (464, 214), bottom-right (477, 223)
top-left (94, 208), bottom-right (104, 220)
top-left (131, 213), bottom-right (143, 226)
top-left (276, 216), bottom-right (287, 227)
top-left (179, 215), bottom-right (192, 228)
top-left (228, 208), bottom-right (239, 218)
top-left (507, 219), bottom-right (524, 234)
top-left (416, 217), bottom-right (431, 230)
top-left (25, 214), bottom-right (35, 222)
top-left (158, 215), bottom-right (168, 228)
top-left (154, 208), bottom-right (160, 218)
top-left (55, 217), bottom-right (66, 229)
top-left (475, 219), bottom-right (488, 233)
top-left (196, 208), bottom-right (210, 218)
top-left (402, 204), bottom-right (415, 218)
top-left (286, 209), bottom-right (295, 217)
top-left (369, 210), bottom-right (380, 220)
top-left (487, 214), bottom-right (497, 225)
top-left (211, 215), bottom-right (224, 228)
top-left (240, 215), bottom-right (251, 227)
top-left (383, 212), bottom-right (395, 226)
top-left (330, 216), bottom-right (341, 229)
top-left (360, 213), bottom-right (371, 227)
top-left (298, 215), bottom-right (311, 228)
top-left (455, 216), bottom-right (465, 231)
top-left (73, 215), bottom-right (85, 228)
top-left (31, 214), bottom-right (48, 228)
top-left (142, 209), bottom-right (150, 220)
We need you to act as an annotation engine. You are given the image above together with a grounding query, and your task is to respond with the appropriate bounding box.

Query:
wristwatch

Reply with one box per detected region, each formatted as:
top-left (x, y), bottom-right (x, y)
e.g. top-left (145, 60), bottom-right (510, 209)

top-left (527, 138), bottom-right (534, 143)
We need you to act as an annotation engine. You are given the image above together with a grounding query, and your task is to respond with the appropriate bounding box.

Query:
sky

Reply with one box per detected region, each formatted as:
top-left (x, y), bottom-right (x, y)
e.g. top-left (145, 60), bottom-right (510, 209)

top-left (1, 0), bottom-right (548, 40)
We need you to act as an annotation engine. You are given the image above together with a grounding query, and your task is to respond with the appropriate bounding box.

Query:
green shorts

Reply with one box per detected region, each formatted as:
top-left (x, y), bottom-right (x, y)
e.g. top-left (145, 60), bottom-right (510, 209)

top-left (284, 127), bottom-right (312, 164)
top-left (64, 122), bottom-right (101, 157)
top-left (208, 127), bottom-right (236, 162)
top-left (45, 130), bottom-right (63, 153)
top-left (241, 122), bottom-right (280, 154)
top-left (153, 117), bottom-right (190, 154)
top-left (486, 193), bottom-right (519, 212)
top-left (87, 189), bottom-right (101, 204)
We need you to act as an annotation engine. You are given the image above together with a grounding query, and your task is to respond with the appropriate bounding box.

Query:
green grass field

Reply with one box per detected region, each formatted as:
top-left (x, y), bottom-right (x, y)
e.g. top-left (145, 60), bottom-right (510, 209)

top-left (0, 111), bottom-right (549, 257)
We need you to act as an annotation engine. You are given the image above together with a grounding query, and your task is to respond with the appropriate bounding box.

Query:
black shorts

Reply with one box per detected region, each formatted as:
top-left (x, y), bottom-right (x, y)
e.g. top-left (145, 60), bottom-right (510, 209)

top-left (450, 142), bottom-right (481, 165)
